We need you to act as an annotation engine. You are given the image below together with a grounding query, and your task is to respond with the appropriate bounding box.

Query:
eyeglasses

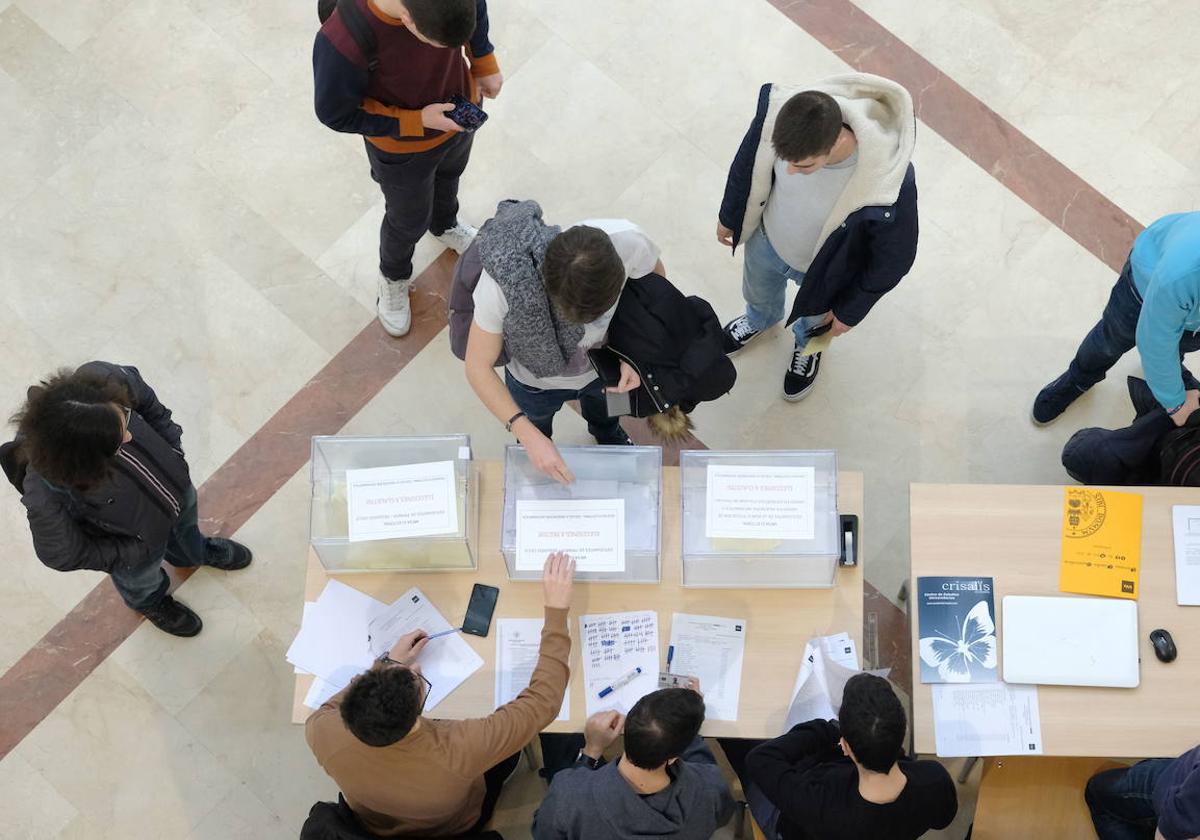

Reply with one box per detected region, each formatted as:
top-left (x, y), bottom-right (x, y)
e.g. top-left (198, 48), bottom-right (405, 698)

top-left (417, 672), bottom-right (433, 711)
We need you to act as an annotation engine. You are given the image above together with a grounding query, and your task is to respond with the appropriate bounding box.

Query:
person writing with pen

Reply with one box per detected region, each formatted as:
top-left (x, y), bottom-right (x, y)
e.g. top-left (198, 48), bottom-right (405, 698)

top-left (305, 552), bottom-right (575, 836)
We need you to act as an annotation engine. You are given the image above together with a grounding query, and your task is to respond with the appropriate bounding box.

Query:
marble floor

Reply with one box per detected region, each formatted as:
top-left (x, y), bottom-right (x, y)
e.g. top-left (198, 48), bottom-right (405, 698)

top-left (0, 0), bottom-right (1191, 836)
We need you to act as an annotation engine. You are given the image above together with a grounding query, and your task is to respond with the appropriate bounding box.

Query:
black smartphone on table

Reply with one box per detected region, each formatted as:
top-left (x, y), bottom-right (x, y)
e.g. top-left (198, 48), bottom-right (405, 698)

top-left (462, 583), bottom-right (500, 637)
top-left (447, 95), bottom-right (489, 132)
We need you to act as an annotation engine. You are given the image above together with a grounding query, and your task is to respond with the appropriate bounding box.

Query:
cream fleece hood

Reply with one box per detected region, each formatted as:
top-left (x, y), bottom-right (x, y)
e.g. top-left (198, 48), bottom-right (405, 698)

top-left (740, 72), bottom-right (917, 252)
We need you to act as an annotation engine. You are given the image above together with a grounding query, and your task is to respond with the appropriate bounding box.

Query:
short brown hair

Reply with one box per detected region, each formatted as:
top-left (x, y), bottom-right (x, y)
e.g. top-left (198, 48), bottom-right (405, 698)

top-left (404, 0), bottom-right (476, 47)
top-left (11, 368), bottom-right (131, 489)
top-left (542, 226), bottom-right (625, 324)
top-left (772, 91), bottom-right (844, 162)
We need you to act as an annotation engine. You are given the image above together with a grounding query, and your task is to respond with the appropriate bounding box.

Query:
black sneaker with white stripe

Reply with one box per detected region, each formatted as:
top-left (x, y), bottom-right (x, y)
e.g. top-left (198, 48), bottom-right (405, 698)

top-left (783, 346), bottom-right (821, 401)
top-left (722, 315), bottom-right (764, 354)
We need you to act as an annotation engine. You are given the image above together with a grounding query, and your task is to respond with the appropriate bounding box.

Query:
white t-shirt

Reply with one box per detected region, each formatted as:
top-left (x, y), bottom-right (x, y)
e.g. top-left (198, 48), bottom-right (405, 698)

top-left (472, 219), bottom-right (660, 390)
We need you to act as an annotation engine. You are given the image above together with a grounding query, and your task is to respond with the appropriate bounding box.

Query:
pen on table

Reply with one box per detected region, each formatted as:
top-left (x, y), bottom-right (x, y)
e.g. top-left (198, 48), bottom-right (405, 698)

top-left (598, 666), bottom-right (643, 699)
top-left (666, 645), bottom-right (674, 674)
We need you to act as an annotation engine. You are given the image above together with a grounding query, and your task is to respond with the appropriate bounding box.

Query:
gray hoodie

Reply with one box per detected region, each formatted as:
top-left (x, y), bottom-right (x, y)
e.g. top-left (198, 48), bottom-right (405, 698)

top-left (532, 738), bottom-right (736, 840)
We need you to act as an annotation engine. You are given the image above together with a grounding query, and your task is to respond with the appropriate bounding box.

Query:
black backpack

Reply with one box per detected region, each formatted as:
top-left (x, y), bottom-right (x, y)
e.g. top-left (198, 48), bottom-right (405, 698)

top-left (1159, 419), bottom-right (1200, 486)
top-left (317, 0), bottom-right (379, 72)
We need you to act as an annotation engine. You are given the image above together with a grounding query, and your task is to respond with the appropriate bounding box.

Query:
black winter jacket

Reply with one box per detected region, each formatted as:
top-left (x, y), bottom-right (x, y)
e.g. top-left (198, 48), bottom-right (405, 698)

top-left (605, 274), bottom-right (736, 417)
top-left (1061, 377), bottom-right (1176, 485)
top-left (4, 362), bottom-right (192, 575)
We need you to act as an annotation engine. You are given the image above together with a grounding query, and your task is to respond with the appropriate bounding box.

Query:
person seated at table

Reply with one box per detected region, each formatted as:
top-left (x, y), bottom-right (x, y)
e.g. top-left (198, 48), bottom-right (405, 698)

top-left (531, 687), bottom-right (736, 839)
top-left (1086, 745), bottom-right (1200, 840)
top-left (745, 673), bottom-right (957, 840)
top-left (305, 552), bottom-right (575, 836)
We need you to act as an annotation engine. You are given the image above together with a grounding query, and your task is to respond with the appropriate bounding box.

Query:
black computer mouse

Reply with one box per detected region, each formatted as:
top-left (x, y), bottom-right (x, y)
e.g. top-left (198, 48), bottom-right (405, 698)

top-left (1150, 629), bottom-right (1177, 663)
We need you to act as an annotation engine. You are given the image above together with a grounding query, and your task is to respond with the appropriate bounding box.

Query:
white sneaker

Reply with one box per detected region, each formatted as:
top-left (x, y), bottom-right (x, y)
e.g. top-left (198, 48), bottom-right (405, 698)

top-left (433, 221), bottom-right (478, 255)
top-left (376, 274), bottom-right (411, 337)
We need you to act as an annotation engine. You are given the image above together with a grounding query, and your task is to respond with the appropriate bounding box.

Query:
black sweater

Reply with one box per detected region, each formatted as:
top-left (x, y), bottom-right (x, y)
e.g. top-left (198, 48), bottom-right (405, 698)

top-left (747, 720), bottom-right (957, 840)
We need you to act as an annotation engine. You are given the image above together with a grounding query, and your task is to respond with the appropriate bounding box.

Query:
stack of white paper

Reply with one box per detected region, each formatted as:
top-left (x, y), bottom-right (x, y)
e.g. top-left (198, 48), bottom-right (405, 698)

top-left (784, 633), bottom-right (869, 731)
top-left (1173, 505), bottom-right (1200, 605)
top-left (495, 618), bottom-right (569, 720)
top-left (667, 614), bottom-right (747, 721)
top-left (287, 581), bottom-right (482, 712)
top-left (580, 611), bottom-right (659, 716)
top-left (932, 682), bottom-right (1043, 757)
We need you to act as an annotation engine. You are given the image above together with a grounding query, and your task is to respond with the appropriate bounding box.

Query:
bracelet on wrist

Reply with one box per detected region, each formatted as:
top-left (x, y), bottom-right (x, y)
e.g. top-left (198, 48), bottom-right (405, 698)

top-left (505, 411), bottom-right (526, 433)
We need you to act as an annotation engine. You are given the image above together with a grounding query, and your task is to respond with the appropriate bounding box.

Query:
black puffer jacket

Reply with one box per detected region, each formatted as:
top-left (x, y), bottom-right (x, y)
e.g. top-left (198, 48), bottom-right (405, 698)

top-left (1061, 376), bottom-right (1176, 485)
top-left (3, 362), bottom-right (191, 574)
top-left (605, 273), bottom-right (736, 417)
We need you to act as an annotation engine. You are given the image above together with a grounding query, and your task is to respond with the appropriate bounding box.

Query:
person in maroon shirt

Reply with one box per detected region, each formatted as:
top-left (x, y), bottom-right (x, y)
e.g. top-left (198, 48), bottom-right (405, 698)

top-left (314, 0), bottom-right (502, 338)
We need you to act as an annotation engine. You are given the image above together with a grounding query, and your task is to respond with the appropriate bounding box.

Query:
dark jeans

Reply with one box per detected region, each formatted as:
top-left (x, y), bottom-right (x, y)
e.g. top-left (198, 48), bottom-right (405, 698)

top-left (504, 370), bottom-right (625, 443)
top-left (110, 484), bottom-right (209, 611)
top-left (1067, 259), bottom-right (1200, 393)
top-left (1085, 759), bottom-right (1171, 840)
top-left (470, 752), bottom-right (521, 833)
top-left (365, 132), bottom-right (474, 281)
top-left (538, 733), bottom-right (585, 782)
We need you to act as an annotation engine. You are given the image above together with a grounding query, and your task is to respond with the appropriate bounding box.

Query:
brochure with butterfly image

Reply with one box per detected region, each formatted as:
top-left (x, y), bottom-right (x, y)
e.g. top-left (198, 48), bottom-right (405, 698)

top-left (917, 576), bottom-right (998, 684)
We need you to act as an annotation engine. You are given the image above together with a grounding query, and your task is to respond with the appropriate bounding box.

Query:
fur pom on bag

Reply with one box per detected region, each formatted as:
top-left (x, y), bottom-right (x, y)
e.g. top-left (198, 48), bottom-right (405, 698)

top-left (646, 406), bottom-right (694, 442)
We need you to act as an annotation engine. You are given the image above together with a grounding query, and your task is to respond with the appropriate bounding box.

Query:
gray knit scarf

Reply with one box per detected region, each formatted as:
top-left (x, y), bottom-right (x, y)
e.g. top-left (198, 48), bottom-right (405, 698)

top-left (476, 200), bottom-right (584, 378)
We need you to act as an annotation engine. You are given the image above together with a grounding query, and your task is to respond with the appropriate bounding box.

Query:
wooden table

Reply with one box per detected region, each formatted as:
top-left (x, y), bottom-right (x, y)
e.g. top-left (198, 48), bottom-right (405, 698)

top-left (292, 462), bottom-right (865, 737)
top-left (910, 482), bottom-right (1200, 757)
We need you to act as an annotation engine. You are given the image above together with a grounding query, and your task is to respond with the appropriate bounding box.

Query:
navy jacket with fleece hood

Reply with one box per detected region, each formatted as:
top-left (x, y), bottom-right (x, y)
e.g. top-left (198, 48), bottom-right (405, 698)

top-left (719, 74), bottom-right (918, 327)
top-left (532, 737), bottom-right (736, 840)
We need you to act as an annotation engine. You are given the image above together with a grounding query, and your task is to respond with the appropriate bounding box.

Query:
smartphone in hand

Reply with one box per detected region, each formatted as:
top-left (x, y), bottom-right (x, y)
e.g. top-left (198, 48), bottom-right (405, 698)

top-left (447, 95), bottom-right (489, 132)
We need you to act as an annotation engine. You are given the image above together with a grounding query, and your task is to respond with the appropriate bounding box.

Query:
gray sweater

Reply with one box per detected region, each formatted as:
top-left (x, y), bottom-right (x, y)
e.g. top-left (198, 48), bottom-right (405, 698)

top-left (532, 738), bottom-right (736, 840)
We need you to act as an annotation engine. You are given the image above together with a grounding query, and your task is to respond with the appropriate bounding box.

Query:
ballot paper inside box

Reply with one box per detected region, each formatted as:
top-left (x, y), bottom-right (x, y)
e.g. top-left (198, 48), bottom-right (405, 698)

top-left (309, 435), bottom-right (479, 573)
top-left (501, 444), bottom-right (662, 583)
top-left (680, 450), bottom-right (840, 588)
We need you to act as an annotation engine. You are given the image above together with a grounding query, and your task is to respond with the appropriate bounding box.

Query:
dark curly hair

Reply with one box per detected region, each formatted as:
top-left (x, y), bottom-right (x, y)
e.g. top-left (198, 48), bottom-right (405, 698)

top-left (11, 368), bottom-right (130, 490)
top-left (623, 688), bottom-right (705, 770)
top-left (542, 225), bottom-right (626, 325)
top-left (340, 665), bottom-right (423, 747)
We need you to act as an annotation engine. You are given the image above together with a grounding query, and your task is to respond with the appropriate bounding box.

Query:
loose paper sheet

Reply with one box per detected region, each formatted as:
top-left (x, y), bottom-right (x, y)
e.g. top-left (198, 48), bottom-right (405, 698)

top-left (515, 498), bottom-right (626, 572)
top-left (1172, 505), bottom-right (1200, 606)
top-left (580, 611), bottom-right (658, 716)
top-left (286, 580), bottom-right (386, 689)
top-left (304, 676), bottom-right (342, 710)
top-left (1060, 487), bottom-right (1142, 599)
top-left (784, 634), bottom-right (864, 730)
top-left (932, 682), bottom-right (1043, 757)
top-left (667, 614), bottom-right (747, 721)
top-left (705, 464), bottom-right (815, 540)
top-left (345, 461), bottom-right (458, 543)
top-left (364, 587), bottom-right (484, 711)
top-left (495, 619), bottom-right (569, 720)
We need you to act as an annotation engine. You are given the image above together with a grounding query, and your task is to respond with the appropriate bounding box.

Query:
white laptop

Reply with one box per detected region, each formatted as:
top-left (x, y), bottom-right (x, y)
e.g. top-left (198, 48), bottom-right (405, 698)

top-left (1002, 595), bottom-right (1140, 688)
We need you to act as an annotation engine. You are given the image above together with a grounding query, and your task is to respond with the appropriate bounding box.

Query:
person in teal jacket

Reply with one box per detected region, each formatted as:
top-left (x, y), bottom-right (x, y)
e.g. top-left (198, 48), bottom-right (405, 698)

top-left (1034, 212), bottom-right (1200, 427)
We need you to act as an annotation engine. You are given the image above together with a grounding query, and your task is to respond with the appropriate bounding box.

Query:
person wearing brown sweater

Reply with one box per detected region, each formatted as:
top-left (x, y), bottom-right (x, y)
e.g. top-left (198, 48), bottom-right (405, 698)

top-left (306, 552), bottom-right (575, 836)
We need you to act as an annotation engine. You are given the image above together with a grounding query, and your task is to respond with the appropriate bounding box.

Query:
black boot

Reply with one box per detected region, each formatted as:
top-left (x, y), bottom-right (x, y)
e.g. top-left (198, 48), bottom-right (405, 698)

top-left (140, 595), bottom-right (203, 637)
top-left (204, 538), bottom-right (253, 571)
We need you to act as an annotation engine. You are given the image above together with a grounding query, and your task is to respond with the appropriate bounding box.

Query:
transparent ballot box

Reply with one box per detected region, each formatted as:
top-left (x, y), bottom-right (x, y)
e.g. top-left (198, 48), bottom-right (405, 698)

top-left (680, 450), bottom-right (840, 588)
top-left (501, 444), bottom-right (662, 583)
top-left (309, 435), bottom-right (479, 573)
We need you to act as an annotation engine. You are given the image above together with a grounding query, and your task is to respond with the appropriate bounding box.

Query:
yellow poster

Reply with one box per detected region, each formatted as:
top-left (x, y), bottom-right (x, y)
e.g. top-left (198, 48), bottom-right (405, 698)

top-left (1060, 488), bottom-right (1143, 600)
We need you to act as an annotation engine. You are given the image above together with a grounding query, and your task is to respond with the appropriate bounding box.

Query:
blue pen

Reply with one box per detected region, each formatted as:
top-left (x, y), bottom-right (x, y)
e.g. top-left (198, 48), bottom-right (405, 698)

top-left (666, 645), bottom-right (675, 673)
top-left (598, 667), bottom-right (642, 699)
top-left (423, 627), bottom-right (462, 641)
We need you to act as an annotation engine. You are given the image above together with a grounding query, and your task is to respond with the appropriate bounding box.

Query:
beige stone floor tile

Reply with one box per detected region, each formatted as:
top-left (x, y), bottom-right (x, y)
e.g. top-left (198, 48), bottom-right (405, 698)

top-left (195, 80), bottom-right (378, 263)
top-left (13, 659), bottom-right (236, 839)
top-left (183, 0), bottom-right (320, 88)
top-left (14, 0), bottom-right (132, 51)
top-left (187, 783), bottom-right (289, 840)
top-left (482, 36), bottom-right (674, 211)
top-left (220, 469), bottom-right (316, 644)
top-left (484, 0), bottom-right (555, 80)
top-left (109, 572), bottom-right (265, 715)
top-left (177, 629), bottom-right (336, 826)
top-left (0, 753), bottom-right (79, 839)
top-left (78, 0), bottom-right (272, 148)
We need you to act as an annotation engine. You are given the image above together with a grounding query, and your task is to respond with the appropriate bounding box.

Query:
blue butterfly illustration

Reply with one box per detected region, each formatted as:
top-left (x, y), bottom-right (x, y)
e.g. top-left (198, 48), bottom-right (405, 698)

top-left (919, 600), bottom-right (997, 682)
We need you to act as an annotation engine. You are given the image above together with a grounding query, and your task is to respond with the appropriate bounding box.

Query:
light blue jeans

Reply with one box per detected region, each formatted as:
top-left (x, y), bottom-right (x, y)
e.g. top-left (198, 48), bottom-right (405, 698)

top-left (742, 225), bottom-right (827, 352)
